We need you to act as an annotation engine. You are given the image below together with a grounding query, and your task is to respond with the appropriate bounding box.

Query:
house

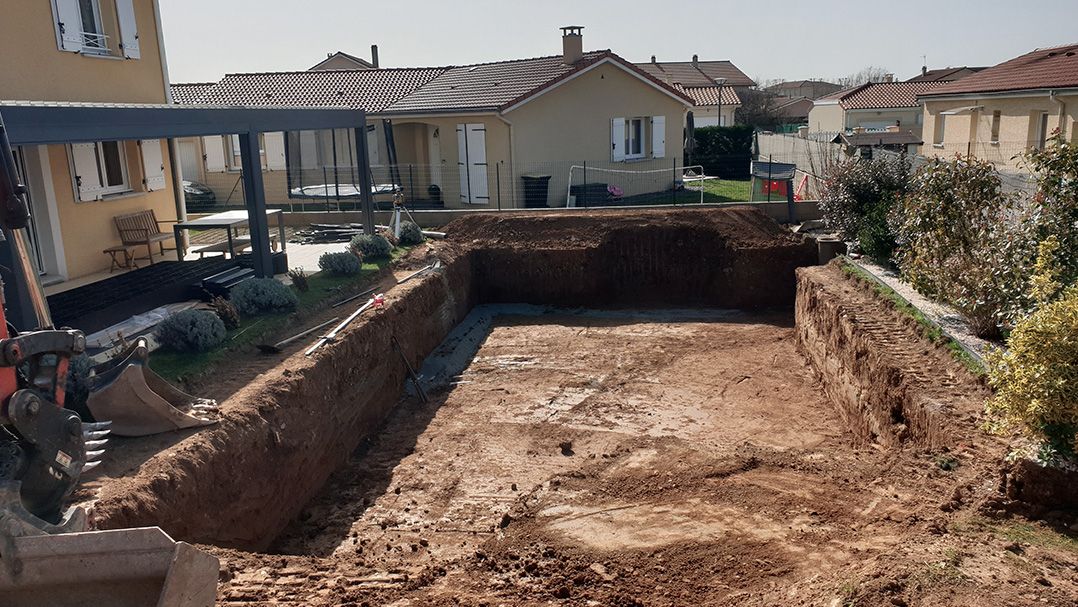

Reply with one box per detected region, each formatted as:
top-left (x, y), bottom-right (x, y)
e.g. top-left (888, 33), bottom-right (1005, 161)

top-left (636, 55), bottom-right (754, 90)
top-left (919, 43), bottom-right (1078, 171)
top-left (831, 128), bottom-right (923, 156)
top-left (176, 27), bottom-right (695, 209)
top-left (0, 0), bottom-right (181, 284)
top-left (808, 80), bottom-right (945, 138)
top-left (764, 80), bottom-right (842, 100)
top-left (310, 47), bottom-right (379, 71)
top-left (672, 84), bottom-right (740, 127)
top-left (772, 96), bottom-right (814, 128)
top-left (907, 66), bottom-right (986, 83)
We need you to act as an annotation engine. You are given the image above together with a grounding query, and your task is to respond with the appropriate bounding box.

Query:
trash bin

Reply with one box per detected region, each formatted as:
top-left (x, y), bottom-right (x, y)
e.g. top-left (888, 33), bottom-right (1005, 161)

top-left (521, 174), bottom-right (552, 208)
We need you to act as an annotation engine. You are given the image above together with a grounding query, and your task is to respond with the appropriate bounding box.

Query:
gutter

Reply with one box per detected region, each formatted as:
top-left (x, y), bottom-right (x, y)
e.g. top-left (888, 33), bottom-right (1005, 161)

top-left (1050, 90), bottom-right (1068, 139)
top-left (152, 0), bottom-right (188, 248)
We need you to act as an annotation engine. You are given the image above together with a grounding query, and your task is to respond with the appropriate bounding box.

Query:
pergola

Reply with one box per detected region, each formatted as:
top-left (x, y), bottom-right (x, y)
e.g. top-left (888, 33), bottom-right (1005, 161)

top-left (0, 101), bottom-right (375, 327)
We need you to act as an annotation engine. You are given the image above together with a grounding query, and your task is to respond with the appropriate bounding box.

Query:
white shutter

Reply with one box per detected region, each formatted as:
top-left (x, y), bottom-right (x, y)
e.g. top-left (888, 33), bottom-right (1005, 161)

top-left (299, 131), bottom-right (319, 170)
top-left (115, 0), bottom-right (141, 59)
top-left (52, 0), bottom-right (83, 52)
top-left (466, 124), bottom-right (488, 203)
top-left (71, 143), bottom-right (104, 201)
top-left (264, 132), bottom-right (286, 170)
top-left (456, 124), bottom-right (470, 203)
top-left (139, 139), bottom-right (166, 191)
top-left (366, 126), bottom-right (380, 165)
top-left (202, 136), bottom-right (226, 172)
top-left (651, 116), bottom-right (666, 159)
top-left (611, 117), bottom-right (626, 162)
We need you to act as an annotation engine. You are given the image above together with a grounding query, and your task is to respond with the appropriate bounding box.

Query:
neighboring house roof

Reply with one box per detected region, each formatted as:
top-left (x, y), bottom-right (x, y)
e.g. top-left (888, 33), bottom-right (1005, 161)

top-left (772, 96), bottom-right (814, 118)
top-left (310, 51), bottom-right (375, 71)
top-left (833, 130), bottom-right (923, 147)
top-left (672, 84), bottom-right (740, 106)
top-left (906, 66), bottom-right (986, 82)
top-left (817, 81), bottom-right (945, 109)
top-left (169, 82), bottom-right (216, 104)
top-left (383, 51), bottom-right (693, 114)
top-left (921, 43), bottom-right (1078, 97)
top-left (181, 67), bottom-right (447, 112)
top-left (635, 60), bottom-right (755, 88)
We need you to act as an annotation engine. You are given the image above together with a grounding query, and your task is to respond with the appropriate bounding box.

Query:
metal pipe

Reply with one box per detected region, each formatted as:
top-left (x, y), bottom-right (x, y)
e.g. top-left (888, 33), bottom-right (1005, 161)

top-left (1049, 90), bottom-right (1067, 140)
top-left (305, 297), bottom-right (376, 356)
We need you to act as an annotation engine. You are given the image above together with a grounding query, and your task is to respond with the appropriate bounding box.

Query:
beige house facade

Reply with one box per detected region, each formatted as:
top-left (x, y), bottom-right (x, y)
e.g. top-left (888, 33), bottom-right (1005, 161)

top-left (2, 0), bottom-right (179, 282)
top-left (919, 45), bottom-right (1078, 171)
top-left (809, 81), bottom-right (943, 139)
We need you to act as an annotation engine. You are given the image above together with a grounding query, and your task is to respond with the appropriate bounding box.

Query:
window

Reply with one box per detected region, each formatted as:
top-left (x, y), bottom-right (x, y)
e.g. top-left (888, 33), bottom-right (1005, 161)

top-left (76, 0), bottom-right (107, 53)
top-left (53, 0), bottom-right (141, 58)
top-left (933, 114), bottom-right (946, 146)
top-left (70, 141), bottom-right (130, 201)
top-left (227, 134), bottom-right (267, 171)
top-left (1035, 112), bottom-right (1050, 150)
top-left (991, 111), bottom-right (1001, 143)
top-left (625, 118), bottom-right (645, 159)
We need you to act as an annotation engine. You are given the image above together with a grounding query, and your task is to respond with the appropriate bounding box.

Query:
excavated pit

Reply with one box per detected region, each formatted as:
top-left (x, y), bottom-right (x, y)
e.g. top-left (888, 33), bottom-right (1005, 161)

top-left (85, 207), bottom-right (1029, 606)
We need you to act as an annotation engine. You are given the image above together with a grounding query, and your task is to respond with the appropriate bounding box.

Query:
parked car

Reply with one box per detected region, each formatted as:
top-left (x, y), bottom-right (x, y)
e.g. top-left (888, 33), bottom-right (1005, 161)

top-left (182, 180), bottom-right (217, 212)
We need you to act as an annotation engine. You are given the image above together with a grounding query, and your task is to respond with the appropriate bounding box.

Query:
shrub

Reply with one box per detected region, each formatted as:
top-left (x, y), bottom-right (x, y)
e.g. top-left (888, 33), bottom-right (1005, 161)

top-left (154, 308), bottom-right (227, 353)
top-left (319, 251), bottom-right (363, 275)
top-left (287, 267), bottom-right (309, 293)
top-left (397, 221), bottom-right (425, 246)
top-left (209, 296), bottom-right (240, 330)
top-left (349, 233), bottom-right (392, 259)
top-left (985, 286), bottom-right (1078, 460)
top-left (893, 155), bottom-right (1036, 337)
top-left (229, 278), bottom-right (298, 316)
top-left (65, 353), bottom-right (94, 411)
top-left (1024, 134), bottom-right (1078, 293)
top-left (818, 154), bottom-right (910, 262)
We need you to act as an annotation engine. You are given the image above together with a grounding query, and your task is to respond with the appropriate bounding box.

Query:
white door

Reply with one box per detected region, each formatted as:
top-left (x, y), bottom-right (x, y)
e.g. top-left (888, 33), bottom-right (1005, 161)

top-left (177, 139), bottom-right (201, 181)
top-left (455, 123), bottom-right (488, 204)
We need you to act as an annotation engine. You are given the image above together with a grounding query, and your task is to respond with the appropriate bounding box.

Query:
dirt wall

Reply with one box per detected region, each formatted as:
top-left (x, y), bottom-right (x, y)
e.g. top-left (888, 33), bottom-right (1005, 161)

top-left (794, 262), bottom-right (987, 449)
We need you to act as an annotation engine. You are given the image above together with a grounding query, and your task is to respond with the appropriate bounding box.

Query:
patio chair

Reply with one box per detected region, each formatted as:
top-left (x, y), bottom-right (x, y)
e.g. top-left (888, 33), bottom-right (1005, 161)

top-left (114, 209), bottom-right (176, 264)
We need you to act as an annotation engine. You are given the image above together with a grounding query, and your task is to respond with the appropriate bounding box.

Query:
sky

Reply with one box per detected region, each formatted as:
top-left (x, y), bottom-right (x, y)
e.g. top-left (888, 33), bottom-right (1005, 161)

top-left (161, 0), bottom-right (1078, 84)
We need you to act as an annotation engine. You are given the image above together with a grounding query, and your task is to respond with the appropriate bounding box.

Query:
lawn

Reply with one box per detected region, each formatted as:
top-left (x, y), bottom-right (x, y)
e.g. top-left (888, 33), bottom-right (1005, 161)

top-left (149, 248), bottom-right (407, 384)
top-left (673, 178), bottom-right (751, 204)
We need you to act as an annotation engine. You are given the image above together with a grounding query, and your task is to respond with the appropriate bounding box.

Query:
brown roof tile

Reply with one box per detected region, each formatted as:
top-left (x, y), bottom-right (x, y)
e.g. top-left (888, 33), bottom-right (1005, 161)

top-left (169, 82), bottom-right (216, 104)
top-left (635, 60), bottom-right (755, 87)
top-left (182, 67), bottom-right (446, 112)
top-left (818, 81), bottom-right (945, 109)
top-left (921, 43), bottom-right (1078, 96)
top-left (906, 66), bottom-right (986, 82)
top-left (672, 84), bottom-right (740, 106)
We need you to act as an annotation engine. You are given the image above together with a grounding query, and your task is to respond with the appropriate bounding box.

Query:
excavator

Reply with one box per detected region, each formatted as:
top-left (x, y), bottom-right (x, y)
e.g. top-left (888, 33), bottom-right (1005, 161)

top-left (0, 112), bottom-right (219, 605)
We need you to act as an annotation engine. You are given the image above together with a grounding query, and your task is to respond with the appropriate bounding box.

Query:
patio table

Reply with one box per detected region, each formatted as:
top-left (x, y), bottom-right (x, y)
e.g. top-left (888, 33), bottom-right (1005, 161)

top-left (173, 209), bottom-right (286, 261)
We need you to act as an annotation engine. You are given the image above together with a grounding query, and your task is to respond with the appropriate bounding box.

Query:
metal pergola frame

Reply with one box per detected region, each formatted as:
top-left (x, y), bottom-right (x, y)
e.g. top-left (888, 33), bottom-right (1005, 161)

top-left (0, 101), bottom-right (376, 280)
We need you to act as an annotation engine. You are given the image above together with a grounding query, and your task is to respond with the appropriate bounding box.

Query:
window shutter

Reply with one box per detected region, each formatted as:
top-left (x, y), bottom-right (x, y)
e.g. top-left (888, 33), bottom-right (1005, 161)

top-left (52, 0), bottom-right (83, 52)
top-left (115, 0), bottom-right (141, 59)
top-left (202, 136), bottom-right (226, 172)
top-left (264, 132), bottom-right (287, 170)
top-left (611, 118), bottom-right (626, 162)
top-left (456, 125), bottom-right (470, 203)
top-left (298, 131), bottom-right (319, 170)
top-left (651, 116), bottom-right (666, 159)
top-left (139, 139), bottom-right (166, 191)
top-left (71, 143), bottom-right (104, 201)
top-left (465, 124), bottom-right (488, 202)
top-left (366, 125), bottom-right (380, 165)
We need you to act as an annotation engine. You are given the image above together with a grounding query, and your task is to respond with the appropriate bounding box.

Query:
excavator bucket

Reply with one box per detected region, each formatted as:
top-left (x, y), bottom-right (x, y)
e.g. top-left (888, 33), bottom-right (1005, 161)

top-left (0, 525), bottom-right (219, 607)
top-left (84, 338), bottom-right (219, 437)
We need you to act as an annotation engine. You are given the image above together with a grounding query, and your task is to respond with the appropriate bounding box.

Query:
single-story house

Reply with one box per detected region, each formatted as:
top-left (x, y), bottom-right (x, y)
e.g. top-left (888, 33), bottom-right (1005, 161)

top-left (763, 80), bottom-right (842, 100)
top-left (907, 66), bottom-right (986, 83)
top-left (635, 55), bottom-right (755, 91)
top-left (831, 128), bottom-right (923, 156)
top-left (809, 80), bottom-right (945, 139)
top-left (919, 43), bottom-right (1078, 171)
top-left (176, 27), bottom-right (695, 210)
top-left (672, 84), bottom-right (740, 127)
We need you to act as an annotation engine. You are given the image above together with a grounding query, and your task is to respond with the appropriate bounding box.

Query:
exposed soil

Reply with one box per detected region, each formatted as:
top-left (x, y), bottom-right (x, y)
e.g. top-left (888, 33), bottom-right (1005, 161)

top-left (70, 208), bottom-right (1077, 606)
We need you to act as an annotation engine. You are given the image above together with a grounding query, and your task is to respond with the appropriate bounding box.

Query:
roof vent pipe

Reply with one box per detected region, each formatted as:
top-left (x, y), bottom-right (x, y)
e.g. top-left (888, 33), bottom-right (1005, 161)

top-left (560, 26), bottom-right (583, 64)
top-left (371, 44), bottom-right (379, 68)
top-left (651, 55), bottom-right (656, 63)
top-left (692, 54), bottom-right (699, 66)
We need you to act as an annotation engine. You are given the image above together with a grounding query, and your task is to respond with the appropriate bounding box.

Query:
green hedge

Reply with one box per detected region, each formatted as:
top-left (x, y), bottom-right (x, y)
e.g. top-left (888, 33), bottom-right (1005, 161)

top-left (688, 125), bottom-right (753, 179)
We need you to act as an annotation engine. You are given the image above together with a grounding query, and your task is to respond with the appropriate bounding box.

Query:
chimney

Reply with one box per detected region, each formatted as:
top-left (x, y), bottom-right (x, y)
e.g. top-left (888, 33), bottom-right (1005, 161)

top-left (883, 73), bottom-right (894, 83)
top-left (651, 55), bottom-right (656, 64)
top-left (371, 44), bottom-right (379, 68)
top-left (692, 54), bottom-right (699, 66)
top-left (560, 26), bottom-right (583, 64)
top-left (922, 65), bottom-right (927, 76)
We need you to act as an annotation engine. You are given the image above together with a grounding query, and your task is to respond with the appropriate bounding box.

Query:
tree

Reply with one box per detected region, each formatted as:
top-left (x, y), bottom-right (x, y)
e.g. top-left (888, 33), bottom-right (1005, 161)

top-left (837, 66), bottom-right (892, 88)
top-left (733, 89), bottom-right (786, 130)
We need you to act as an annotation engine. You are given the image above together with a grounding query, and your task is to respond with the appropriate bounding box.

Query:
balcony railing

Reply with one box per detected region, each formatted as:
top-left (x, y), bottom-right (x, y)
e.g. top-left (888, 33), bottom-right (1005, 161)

top-left (79, 31), bottom-right (109, 53)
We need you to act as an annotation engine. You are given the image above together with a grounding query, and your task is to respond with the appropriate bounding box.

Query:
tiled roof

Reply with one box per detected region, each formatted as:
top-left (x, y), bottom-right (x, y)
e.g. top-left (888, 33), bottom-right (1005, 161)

top-left (922, 43), bottom-right (1078, 96)
top-left (672, 84), bottom-right (740, 106)
top-left (818, 81), bottom-right (945, 109)
top-left (310, 51), bottom-right (375, 71)
top-left (835, 130), bottom-right (923, 146)
top-left (181, 68), bottom-right (446, 112)
top-left (384, 51), bottom-right (692, 114)
top-left (635, 60), bottom-right (755, 87)
top-left (772, 96), bottom-right (814, 118)
top-left (906, 66), bottom-right (986, 82)
top-left (169, 82), bottom-right (216, 104)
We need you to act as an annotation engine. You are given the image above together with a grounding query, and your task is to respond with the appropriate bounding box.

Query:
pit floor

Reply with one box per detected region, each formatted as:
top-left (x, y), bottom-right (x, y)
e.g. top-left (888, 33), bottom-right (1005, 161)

top-left (214, 310), bottom-right (1076, 606)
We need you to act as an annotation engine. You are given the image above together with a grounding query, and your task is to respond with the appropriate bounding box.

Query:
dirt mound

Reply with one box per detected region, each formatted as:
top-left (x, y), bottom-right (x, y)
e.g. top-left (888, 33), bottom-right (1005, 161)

top-left (445, 206), bottom-right (804, 250)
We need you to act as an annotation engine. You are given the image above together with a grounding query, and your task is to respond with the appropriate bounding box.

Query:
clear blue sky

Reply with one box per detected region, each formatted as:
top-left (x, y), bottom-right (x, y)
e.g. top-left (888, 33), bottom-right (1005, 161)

top-left (160, 0), bottom-right (1077, 84)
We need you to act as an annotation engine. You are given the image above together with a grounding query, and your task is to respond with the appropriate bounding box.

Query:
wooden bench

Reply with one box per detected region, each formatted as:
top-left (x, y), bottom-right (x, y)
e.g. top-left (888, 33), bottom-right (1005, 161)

top-left (114, 210), bottom-right (176, 265)
top-left (189, 233), bottom-right (279, 259)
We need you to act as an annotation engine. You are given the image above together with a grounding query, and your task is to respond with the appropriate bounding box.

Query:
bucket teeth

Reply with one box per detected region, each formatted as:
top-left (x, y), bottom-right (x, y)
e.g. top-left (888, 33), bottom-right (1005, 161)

top-left (83, 429), bottom-right (111, 440)
top-left (85, 449), bottom-right (106, 462)
top-left (84, 439), bottom-right (109, 450)
top-left (81, 460), bottom-right (101, 472)
top-left (191, 403), bottom-right (218, 412)
top-left (81, 421), bottom-right (112, 431)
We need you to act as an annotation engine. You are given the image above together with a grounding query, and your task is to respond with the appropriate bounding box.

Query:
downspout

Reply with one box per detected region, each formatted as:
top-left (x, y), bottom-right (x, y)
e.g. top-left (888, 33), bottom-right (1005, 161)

top-left (1049, 90), bottom-right (1067, 140)
top-left (496, 113), bottom-right (517, 208)
top-left (153, 0), bottom-right (187, 250)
